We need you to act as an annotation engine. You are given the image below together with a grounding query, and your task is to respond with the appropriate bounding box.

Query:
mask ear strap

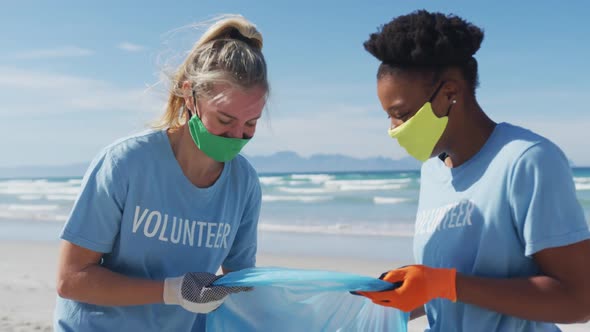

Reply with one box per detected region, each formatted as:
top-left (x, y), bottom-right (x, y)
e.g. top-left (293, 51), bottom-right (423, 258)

top-left (428, 81), bottom-right (445, 103)
top-left (178, 105), bottom-right (185, 120)
top-left (191, 91), bottom-right (199, 118)
top-left (433, 82), bottom-right (453, 163)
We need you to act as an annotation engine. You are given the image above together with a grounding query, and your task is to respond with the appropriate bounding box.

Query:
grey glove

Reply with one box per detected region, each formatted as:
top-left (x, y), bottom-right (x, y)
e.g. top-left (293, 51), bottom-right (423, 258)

top-left (164, 272), bottom-right (251, 313)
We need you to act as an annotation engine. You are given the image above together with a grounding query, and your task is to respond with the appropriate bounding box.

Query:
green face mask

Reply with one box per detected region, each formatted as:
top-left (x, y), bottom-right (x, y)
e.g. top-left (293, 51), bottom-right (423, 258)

top-left (187, 113), bottom-right (250, 162)
top-left (387, 82), bottom-right (450, 162)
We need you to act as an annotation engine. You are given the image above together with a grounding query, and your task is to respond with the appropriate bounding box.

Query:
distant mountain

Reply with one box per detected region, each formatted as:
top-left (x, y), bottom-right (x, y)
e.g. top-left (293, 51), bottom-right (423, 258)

top-left (0, 152), bottom-right (420, 179)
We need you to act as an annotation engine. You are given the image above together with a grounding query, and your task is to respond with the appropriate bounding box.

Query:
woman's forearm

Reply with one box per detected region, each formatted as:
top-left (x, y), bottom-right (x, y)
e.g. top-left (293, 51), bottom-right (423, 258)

top-left (457, 274), bottom-right (590, 324)
top-left (57, 264), bottom-right (164, 306)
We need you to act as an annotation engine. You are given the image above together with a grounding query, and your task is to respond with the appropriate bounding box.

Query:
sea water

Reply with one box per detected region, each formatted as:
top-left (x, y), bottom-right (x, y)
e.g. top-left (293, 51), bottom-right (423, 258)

top-left (2, 169), bottom-right (589, 264)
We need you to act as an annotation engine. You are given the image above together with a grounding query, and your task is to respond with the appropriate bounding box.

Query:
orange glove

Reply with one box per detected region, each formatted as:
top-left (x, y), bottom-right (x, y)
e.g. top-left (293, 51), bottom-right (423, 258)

top-left (357, 265), bottom-right (457, 312)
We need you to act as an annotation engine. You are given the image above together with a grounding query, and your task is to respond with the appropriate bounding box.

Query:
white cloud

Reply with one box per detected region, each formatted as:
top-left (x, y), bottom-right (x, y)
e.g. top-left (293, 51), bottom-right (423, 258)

top-left (505, 116), bottom-right (590, 166)
top-left (9, 46), bottom-right (93, 59)
top-left (117, 42), bottom-right (145, 52)
top-left (474, 86), bottom-right (590, 165)
top-left (0, 67), bottom-right (167, 167)
top-left (0, 67), bottom-right (164, 116)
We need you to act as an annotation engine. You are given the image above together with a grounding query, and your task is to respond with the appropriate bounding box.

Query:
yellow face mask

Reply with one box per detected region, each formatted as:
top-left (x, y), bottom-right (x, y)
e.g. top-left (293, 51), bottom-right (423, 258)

top-left (387, 82), bottom-right (450, 162)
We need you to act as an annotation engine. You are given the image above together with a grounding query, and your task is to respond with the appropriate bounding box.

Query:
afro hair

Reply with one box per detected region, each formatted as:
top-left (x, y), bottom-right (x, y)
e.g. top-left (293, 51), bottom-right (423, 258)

top-left (364, 10), bottom-right (484, 67)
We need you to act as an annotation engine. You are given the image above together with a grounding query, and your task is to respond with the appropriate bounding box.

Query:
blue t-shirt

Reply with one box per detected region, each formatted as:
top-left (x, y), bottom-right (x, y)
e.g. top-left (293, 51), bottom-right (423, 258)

top-left (414, 123), bottom-right (589, 332)
top-left (54, 130), bottom-right (261, 332)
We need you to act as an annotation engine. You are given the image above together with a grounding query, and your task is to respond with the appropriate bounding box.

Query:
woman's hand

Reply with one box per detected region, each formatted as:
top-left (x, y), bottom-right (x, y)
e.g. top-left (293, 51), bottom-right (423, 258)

top-left (164, 272), bottom-right (251, 313)
top-left (358, 265), bottom-right (456, 312)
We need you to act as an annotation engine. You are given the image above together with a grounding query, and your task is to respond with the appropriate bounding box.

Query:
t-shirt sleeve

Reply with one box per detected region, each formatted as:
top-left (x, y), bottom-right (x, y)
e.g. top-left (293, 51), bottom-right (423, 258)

top-left (509, 141), bottom-right (590, 256)
top-left (222, 178), bottom-right (261, 271)
top-left (60, 149), bottom-right (127, 253)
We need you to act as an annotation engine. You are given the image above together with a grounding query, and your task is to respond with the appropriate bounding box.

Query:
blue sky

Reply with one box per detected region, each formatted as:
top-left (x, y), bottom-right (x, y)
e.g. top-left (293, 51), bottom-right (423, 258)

top-left (1, 1), bottom-right (589, 167)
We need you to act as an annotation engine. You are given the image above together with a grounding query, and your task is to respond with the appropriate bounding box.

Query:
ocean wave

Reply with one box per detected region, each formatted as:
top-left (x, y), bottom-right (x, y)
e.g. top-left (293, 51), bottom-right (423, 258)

top-left (290, 174), bottom-right (334, 184)
top-left (3, 204), bottom-right (60, 211)
top-left (0, 210), bottom-right (68, 222)
top-left (277, 187), bottom-right (331, 194)
top-left (17, 194), bottom-right (78, 201)
top-left (18, 195), bottom-right (43, 200)
top-left (46, 195), bottom-right (78, 201)
top-left (0, 204), bottom-right (68, 222)
top-left (576, 183), bottom-right (590, 191)
top-left (262, 195), bottom-right (334, 203)
top-left (335, 183), bottom-right (408, 191)
top-left (286, 181), bottom-right (307, 186)
top-left (373, 197), bottom-right (410, 204)
top-left (259, 176), bottom-right (285, 186)
top-left (277, 182), bottom-right (408, 194)
top-left (258, 222), bottom-right (414, 237)
top-left (0, 179), bottom-right (80, 196)
top-left (325, 179), bottom-right (412, 186)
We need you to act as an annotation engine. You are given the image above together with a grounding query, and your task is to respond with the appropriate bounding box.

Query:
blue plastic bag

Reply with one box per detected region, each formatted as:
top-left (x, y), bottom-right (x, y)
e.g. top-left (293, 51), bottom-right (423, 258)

top-left (207, 267), bottom-right (409, 331)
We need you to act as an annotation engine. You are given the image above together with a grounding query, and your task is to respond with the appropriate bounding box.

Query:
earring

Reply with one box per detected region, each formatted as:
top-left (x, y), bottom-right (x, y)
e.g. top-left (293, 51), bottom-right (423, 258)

top-left (451, 99), bottom-right (457, 104)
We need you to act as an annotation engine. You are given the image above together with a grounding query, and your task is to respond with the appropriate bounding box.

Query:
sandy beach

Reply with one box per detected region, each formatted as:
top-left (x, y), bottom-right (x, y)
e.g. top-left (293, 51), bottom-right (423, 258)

top-left (1, 240), bottom-right (588, 332)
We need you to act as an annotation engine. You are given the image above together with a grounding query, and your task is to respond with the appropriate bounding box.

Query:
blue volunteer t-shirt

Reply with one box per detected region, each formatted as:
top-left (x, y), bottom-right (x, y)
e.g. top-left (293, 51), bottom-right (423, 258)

top-left (414, 123), bottom-right (589, 332)
top-left (54, 130), bottom-right (261, 332)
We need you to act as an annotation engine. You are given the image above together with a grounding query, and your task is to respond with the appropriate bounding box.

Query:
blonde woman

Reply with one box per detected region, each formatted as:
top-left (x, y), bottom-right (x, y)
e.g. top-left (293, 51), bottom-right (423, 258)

top-left (54, 15), bottom-right (267, 331)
